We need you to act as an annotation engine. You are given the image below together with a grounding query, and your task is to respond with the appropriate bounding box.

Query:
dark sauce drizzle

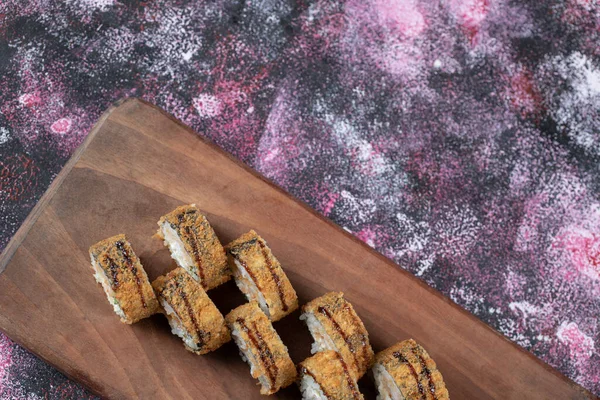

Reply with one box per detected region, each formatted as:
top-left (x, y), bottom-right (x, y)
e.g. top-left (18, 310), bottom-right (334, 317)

top-left (393, 351), bottom-right (429, 399)
top-left (186, 226), bottom-right (207, 288)
top-left (335, 352), bottom-right (361, 400)
top-left (178, 212), bottom-right (207, 289)
top-left (104, 255), bottom-right (120, 289)
top-left (416, 352), bottom-right (436, 399)
top-left (236, 318), bottom-right (278, 387)
top-left (341, 302), bottom-right (369, 360)
top-left (165, 278), bottom-right (207, 349)
top-left (115, 241), bottom-right (147, 308)
top-left (318, 306), bottom-right (361, 368)
top-left (257, 240), bottom-right (288, 312)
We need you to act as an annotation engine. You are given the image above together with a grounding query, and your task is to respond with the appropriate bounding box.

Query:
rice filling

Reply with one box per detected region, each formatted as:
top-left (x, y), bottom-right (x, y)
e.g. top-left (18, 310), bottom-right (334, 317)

top-left (160, 298), bottom-right (199, 351)
top-left (372, 363), bottom-right (404, 400)
top-left (299, 373), bottom-right (328, 400)
top-left (230, 325), bottom-right (272, 390)
top-left (91, 254), bottom-right (126, 319)
top-left (232, 258), bottom-right (271, 318)
top-left (160, 222), bottom-right (200, 281)
top-left (300, 312), bottom-right (338, 354)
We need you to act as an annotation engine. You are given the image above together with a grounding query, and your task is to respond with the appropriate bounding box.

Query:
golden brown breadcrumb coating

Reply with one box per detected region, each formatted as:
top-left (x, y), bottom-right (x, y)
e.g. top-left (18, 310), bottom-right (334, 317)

top-left (226, 230), bottom-right (298, 321)
top-left (89, 234), bottom-right (159, 324)
top-left (298, 350), bottom-right (364, 400)
top-left (157, 204), bottom-right (230, 290)
top-left (225, 302), bottom-right (297, 394)
top-left (374, 339), bottom-right (450, 400)
top-left (302, 292), bottom-right (374, 380)
top-left (152, 267), bottom-right (230, 354)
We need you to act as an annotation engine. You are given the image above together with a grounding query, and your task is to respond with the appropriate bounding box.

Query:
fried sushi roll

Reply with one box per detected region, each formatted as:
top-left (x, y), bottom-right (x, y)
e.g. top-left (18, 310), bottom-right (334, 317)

top-left (152, 267), bottom-right (230, 354)
top-left (157, 204), bottom-right (230, 290)
top-left (225, 302), bottom-right (296, 394)
top-left (300, 292), bottom-right (374, 380)
top-left (298, 350), bottom-right (364, 400)
top-left (89, 234), bottom-right (159, 324)
top-left (372, 339), bottom-right (449, 400)
top-left (225, 230), bottom-right (298, 322)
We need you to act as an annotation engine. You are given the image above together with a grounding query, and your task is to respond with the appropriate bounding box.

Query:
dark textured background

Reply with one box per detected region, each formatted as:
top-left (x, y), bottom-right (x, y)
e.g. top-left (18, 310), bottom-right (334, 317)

top-left (1, 0), bottom-right (599, 397)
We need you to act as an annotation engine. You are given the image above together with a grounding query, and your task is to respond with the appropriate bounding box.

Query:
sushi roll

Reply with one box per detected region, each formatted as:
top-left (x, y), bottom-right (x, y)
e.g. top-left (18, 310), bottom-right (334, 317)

top-left (152, 267), bottom-right (230, 354)
top-left (156, 204), bottom-right (231, 290)
top-left (298, 350), bottom-right (364, 400)
top-left (225, 302), bottom-right (296, 394)
top-left (89, 234), bottom-right (159, 324)
top-left (225, 230), bottom-right (298, 322)
top-left (372, 339), bottom-right (449, 400)
top-left (300, 292), bottom-right (374, 380)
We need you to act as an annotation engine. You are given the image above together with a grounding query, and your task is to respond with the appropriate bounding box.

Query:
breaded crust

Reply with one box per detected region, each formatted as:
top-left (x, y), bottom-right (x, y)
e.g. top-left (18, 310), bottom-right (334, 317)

top-left (225, 230), bottom-right (298, 321)
top-left (302, 292), bottom-right (374, 380)
top-left (375, 339), bottom-right (449, 400)
top-left (152, 267), bottom-right (230, 354)
top-left (298, 350), bottom-right (364, 400)
top-left (225, 302), bottom-right (297, 394)
top-left (89, 234), bottom-right (159, 324)
top-left (157, 204), bottom-right (230, 290)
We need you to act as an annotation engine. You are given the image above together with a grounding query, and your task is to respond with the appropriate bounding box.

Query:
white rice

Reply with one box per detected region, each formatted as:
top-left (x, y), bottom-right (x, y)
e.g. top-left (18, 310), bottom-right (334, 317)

top-left (91, 254), bottom-right (126, 319)
top-left (372, 363), bottom-right (404, 400)
top-left (160, 222), bottom-right (200, 282)
top-left (230, 324), bottom-right (271, 391)
top-left (160, 298), bottom-right (199, 351)
top-left (300, 312), bottom-right (338, 354)
top-left (232, 258), bottom-right (271, 319)
top-left (299, 373), bottom-right (328, 400)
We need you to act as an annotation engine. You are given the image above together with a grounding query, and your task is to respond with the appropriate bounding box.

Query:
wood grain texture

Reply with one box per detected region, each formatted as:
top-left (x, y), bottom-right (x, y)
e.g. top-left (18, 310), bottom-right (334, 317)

top-left (0, 98), bottom-right (594, 399)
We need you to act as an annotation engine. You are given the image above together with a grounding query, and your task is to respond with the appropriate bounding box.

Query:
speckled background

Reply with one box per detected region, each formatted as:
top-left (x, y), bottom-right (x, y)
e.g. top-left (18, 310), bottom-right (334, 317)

top-left (0, 0), bottom-right (599, 398)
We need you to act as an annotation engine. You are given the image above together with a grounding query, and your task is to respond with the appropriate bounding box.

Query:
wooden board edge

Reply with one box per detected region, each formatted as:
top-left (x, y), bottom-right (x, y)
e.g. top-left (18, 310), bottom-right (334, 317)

top-left (127, 98), bottom-right (597, 399)
top-left (0, 97), bottom-right (595, 398)
top-left (0, 98), bottom-right (134, 274)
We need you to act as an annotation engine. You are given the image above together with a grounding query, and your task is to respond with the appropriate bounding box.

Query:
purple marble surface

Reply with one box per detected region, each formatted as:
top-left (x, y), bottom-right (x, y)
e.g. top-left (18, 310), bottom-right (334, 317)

top-left (0, 0), bottom-right (599, 397)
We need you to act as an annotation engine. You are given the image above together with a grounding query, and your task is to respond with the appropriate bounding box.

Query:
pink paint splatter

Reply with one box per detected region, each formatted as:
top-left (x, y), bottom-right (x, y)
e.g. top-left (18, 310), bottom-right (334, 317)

top-left (557, 321), bottom-right (595, 362)
top-left (18, 93), bottom-right (41, 108)
top-left (256, 83), bottom-right (308, 186)
top-left (449, 0), bottom-right (489, 42)
top-left (50, 117), bottom-right (72, 135)
top-left (344, 0), bottom-right (427, 77)
top-left (554, 227), bottom-right (600, 280)
top-left (373, 0), bottom-right (426, 38)
top-left (321, 192), bottom-right (339, 216)
top-left (192, 94), bottom-right (222, 118)
top-left (356, 226), bottom-right (378, 248)
top-left (506, 68), bottom-right (543, 117)
top-left (0, 45), bottom-right (92, 155)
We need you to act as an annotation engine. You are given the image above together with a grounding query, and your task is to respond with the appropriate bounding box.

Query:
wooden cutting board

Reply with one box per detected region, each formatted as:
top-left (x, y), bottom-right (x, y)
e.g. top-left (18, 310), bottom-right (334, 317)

top-left (0, 98), bottom-right (593, 399)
